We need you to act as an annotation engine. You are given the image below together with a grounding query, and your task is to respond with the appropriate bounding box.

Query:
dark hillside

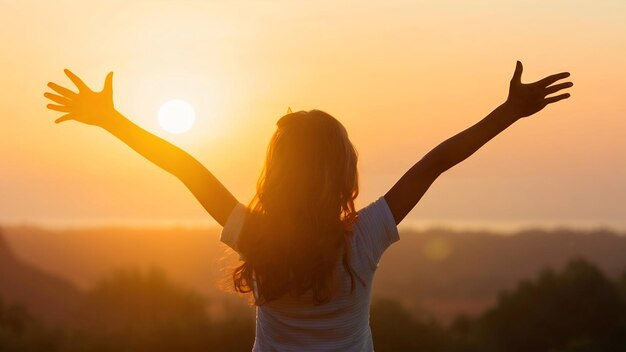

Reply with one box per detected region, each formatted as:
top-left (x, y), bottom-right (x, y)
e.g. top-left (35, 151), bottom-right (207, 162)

top-left (0, 229), bottom-right (82, 326)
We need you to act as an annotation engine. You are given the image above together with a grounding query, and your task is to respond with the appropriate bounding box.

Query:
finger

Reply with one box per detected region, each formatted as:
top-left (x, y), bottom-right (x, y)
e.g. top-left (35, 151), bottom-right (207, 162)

top-left (536, 72), bottom-right (570, 87)
top-left (55, 114), bottom-right (74, 124)
top-left (47, 82), bottom-right (77, 98)
top-left (544, 93), bottom-right (571, 105)
top-left (544, 82), bottom-right (573, 96)
top-left (46, 103), bottom-right (72, 112)
top-left (103, 71), bottom-right (113, 94)
top-left (511, 60), bottom-right (523, 83)
top-left (44, 92), bottom-right (71, 105)
top-left (64, 69), bottom-right (89, 92)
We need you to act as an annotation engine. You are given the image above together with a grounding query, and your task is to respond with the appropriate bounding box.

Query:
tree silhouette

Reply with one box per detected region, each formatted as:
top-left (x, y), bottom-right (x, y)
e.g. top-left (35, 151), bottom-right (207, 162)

top-left (0, 296), bottom-right (62, 352)
top-left (464, 259), bottom-right (626, 352)
top-left (370, 298), bottom-right (448, 351)
top-left (73, 267), bottom-right (254, 352)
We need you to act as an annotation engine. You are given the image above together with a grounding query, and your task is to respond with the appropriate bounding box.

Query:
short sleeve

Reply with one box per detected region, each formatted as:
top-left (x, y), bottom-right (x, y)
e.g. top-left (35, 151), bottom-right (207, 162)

top-left (219, 202), bottom-right (248, 253)
top-left (353, 196), bottom-right (400, 269)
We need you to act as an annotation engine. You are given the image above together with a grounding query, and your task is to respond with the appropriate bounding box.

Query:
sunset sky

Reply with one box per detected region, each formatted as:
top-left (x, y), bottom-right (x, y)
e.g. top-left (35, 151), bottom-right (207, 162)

top-left (1, 0), bottom-right (625, 230)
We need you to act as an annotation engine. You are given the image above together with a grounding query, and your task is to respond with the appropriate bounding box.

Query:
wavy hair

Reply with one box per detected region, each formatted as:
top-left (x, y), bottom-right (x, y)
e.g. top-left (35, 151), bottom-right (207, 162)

top-left (233, 110), bottom-right (364, 305)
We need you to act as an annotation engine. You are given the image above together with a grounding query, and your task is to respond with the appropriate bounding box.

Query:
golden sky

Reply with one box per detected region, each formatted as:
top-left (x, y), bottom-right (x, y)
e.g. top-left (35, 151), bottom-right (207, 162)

top-left (1, 0), bottom-right (625, 230)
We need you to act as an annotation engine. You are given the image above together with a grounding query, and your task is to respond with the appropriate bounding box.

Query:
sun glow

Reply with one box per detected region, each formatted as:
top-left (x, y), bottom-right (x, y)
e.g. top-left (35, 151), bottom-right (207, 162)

top-left (158, 99), bottom-right (196, 134)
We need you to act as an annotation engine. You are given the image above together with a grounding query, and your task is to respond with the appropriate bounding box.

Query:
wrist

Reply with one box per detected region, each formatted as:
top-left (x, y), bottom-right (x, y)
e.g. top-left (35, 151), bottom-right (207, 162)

top-left (101, 109), bottom-right (128, 132)
top-left (499, 101), bottom-right (524, 123)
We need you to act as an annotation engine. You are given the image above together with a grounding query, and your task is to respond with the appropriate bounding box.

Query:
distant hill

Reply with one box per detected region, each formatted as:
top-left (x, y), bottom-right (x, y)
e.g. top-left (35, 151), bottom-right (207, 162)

top-left (2, 226), bottom-right (233, 297)
top-left (376, 227), bottom-right (626, 322)
top-left (3, 225), bottom-right (626, 324)
top-left (0, 228), bottom-right (83, 326)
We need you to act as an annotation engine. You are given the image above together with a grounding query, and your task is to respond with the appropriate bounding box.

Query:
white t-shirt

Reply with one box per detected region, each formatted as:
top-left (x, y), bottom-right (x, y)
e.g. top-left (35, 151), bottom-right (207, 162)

top-left (220, 196), bottom-right (400, 352)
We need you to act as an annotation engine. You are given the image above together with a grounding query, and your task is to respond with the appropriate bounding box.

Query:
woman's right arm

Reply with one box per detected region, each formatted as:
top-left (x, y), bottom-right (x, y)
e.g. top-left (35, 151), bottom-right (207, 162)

top-left (384, 61), bottom-right (572, 225)
top-left (45, 69), bottom-right (238, 226)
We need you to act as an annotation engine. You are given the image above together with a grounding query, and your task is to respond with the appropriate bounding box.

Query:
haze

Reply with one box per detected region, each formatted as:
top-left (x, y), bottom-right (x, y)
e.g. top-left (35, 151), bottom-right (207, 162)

top-left (1, 0), bottom-right (625, 230)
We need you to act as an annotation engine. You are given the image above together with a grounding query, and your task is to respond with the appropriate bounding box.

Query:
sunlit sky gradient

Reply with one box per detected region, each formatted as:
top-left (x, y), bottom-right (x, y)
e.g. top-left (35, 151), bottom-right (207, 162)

top-left (1, 0), bottom-right (625, 230)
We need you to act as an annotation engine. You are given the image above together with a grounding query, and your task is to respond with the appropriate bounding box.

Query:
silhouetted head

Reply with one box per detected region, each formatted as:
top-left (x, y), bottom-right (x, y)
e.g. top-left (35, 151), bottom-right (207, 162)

top-left (233, 109), bottom-right (362, 304)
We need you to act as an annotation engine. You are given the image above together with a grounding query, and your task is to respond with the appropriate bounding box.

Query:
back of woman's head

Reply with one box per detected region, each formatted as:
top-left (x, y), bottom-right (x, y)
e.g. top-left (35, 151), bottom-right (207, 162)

top-left (233, 109), bottom-right (362, 304)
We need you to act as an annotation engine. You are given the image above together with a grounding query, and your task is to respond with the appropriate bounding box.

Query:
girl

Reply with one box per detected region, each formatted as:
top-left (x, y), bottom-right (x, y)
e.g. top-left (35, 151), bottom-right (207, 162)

top-left (45, 61), bottom-right (572, 351)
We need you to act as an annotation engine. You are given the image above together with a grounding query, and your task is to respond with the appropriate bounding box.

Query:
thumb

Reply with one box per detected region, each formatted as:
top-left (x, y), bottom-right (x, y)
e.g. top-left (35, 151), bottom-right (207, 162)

top-left (511, 60), bottom-right (523, 83)
top-left (55, 113), bottom-right (73, 124)
top-left (103, 71), bottom-right (114, 94)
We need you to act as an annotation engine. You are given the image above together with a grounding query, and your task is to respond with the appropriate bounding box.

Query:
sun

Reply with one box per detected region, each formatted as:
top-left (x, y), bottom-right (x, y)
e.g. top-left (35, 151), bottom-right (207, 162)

top-left (158, 99), bottom-right (196, 134)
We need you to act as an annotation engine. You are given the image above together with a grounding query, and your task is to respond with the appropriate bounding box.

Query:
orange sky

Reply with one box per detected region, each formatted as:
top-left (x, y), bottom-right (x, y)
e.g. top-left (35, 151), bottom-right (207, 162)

top-left (1, 1), bottom-right (625, 230)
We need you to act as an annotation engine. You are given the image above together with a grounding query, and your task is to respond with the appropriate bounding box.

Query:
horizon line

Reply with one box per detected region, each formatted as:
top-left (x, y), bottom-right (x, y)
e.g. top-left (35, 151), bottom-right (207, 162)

top-left (2, 218), bottom-right (625, 235)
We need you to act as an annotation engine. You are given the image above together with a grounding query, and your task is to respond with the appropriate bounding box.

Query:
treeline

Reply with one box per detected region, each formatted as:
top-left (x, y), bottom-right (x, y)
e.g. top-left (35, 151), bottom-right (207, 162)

top-left (371, 258), bottom-right (626, 352)
top-left (2, 259), bottom-right (626, 351)
top-left (0, 268), bottom-right (255, 352)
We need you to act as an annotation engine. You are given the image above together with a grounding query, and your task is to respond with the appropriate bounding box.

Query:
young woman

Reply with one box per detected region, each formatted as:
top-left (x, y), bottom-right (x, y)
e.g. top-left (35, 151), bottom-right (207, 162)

top-left (45, 61), bottom-right (572, 351)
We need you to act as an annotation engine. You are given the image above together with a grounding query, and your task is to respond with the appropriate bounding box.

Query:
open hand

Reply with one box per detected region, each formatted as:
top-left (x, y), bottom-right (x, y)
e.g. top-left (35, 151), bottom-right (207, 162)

top-left (506, 61), bottom-right (572, 119)
top-left (45, 69), bottom-right (116, 126)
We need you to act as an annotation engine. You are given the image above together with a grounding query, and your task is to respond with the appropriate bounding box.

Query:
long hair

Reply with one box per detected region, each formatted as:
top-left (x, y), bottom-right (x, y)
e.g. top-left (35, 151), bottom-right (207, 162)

top-left (233, 109), bottom-right (363, 305)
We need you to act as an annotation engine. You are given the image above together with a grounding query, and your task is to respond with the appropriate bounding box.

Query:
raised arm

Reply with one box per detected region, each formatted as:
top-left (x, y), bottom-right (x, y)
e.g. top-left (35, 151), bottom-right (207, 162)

top-left (384, 61), bottom-right (572, 225)
top-left (44, 69), bottom-right (238, 226)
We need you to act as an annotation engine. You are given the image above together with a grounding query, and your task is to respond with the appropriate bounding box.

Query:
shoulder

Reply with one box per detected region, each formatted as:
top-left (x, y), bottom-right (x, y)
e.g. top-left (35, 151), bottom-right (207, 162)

top-left (219, 202), bottom-right (248, 253)
top-left (356, 196), bottom-right (399, 238)
top-left (351, 196), bottom-right (400, 270)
